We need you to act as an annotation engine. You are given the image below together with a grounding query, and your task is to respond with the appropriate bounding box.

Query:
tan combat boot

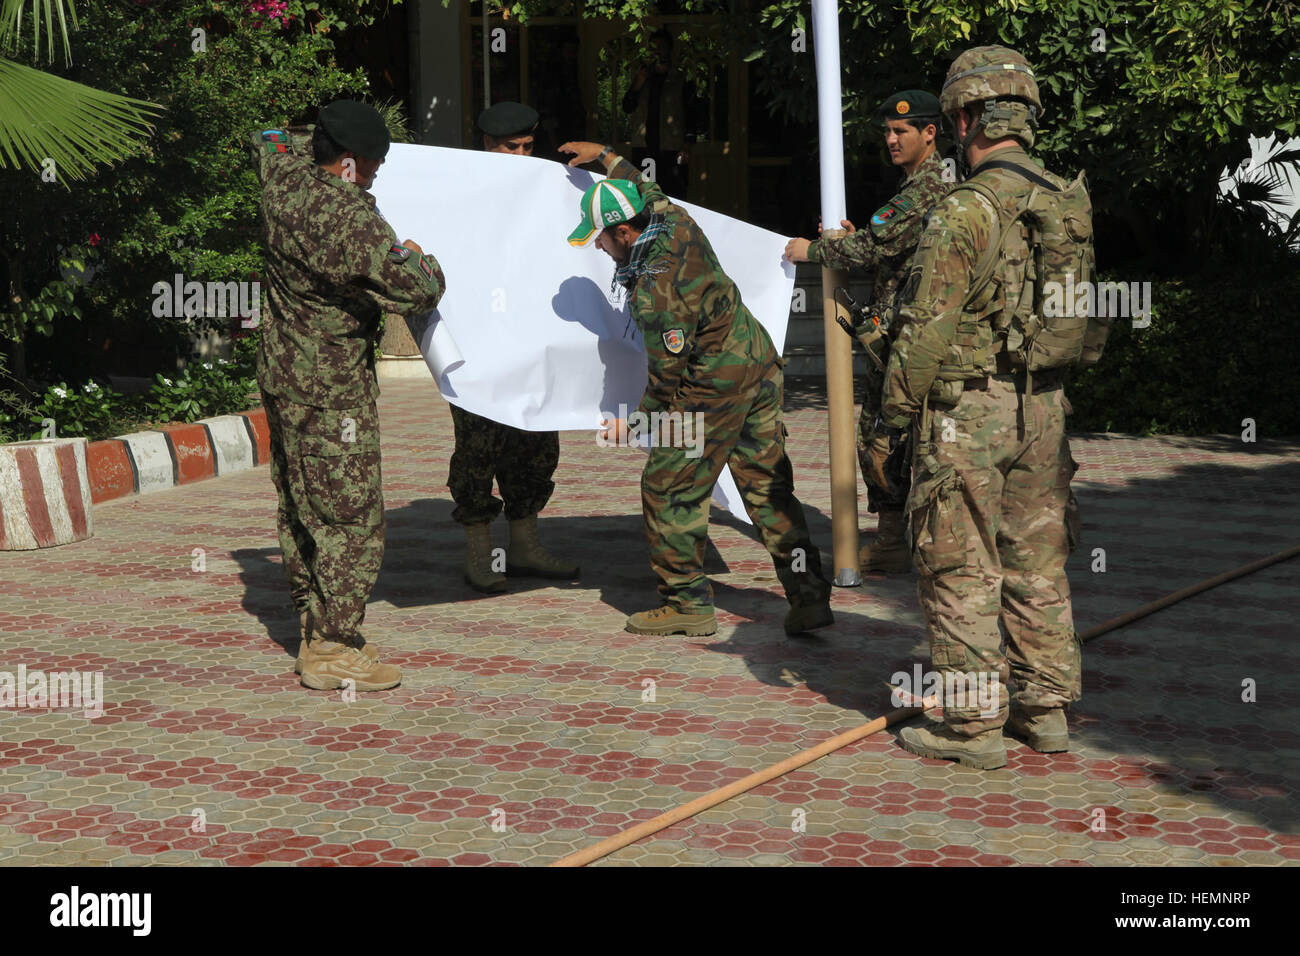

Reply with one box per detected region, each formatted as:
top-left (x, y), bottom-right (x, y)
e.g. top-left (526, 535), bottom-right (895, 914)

top-left (897, 722), bottom-right (1007, 770)
top-left (464, 522), bottom-right (507, 594)
top-left (507, 514), bottom-right (579, 579)
top-left (1006, 704), bottom-right (1070, 753)
top-left (300, 640), bottom-right (402, 692)
top-left (625, 605), bottom-right (717, 637)
top-left (295, 611), bottom-right (377, 675)
top-left (860, 510), bottom-right (911, 573)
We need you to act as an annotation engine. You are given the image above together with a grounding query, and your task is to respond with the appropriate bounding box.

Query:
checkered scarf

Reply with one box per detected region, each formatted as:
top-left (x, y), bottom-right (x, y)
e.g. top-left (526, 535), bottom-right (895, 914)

top-left (612, 212), bottom-right (669, 294)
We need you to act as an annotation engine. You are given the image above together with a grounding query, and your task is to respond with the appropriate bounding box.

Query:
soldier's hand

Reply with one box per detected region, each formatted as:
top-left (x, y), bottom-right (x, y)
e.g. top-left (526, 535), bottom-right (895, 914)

top-left (817, 218), bottom-right (856, 235)
top-left (784, 237), bottom-right (813, 262)
top-left (598, 416), bottom-right (629, 446)
top-left (560, 141), bottom-right (607, 167)
top-left (402, 239), bottom-right (424, 255)
top-left (863, 433), bottom-right (898, 494)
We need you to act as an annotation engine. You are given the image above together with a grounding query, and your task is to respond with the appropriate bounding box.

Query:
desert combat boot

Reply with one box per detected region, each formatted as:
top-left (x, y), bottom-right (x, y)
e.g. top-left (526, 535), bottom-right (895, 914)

top-left (464, 521), bottom-right (507, 594)
top-left (300, 640), bottom-right (402, 692)
top-left (1005, 704), bottom-right (1070, 752)
top-left (507, 514), bottom-right (580, 579)
top-left (295, 611), bottom-right (377, 675)
top-left (859, 510), bottom-right (911, 573)
top-left (898, 722), bottom-right (1007, 770)
top-left (625, 605), bottom-right (718, 637)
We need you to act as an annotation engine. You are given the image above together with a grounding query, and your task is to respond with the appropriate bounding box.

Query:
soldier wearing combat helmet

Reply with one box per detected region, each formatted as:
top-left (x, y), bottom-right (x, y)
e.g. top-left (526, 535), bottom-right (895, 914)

top-left (881, 47), bottom-right (1086, 768)
top-left (785, 90), bottom-right (951, 576)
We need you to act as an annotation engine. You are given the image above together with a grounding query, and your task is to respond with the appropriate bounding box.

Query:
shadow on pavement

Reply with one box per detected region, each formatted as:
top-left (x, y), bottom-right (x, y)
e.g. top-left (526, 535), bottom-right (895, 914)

top-left (701, 445), bottom-right (1300, 832)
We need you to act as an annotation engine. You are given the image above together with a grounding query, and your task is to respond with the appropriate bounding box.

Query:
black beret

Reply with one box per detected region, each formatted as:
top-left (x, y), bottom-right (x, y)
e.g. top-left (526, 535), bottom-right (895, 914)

top-left (877, 90), bottom-right (942, 122)
top-left (318, 100), bottom-right (391, 159)
top-left (477, 101), bottom-right (539, 138)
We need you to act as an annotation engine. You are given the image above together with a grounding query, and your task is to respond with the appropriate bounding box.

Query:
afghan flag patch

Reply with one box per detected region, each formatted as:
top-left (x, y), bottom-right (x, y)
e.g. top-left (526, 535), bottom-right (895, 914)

top-left (418, 255), bottom-right (435, 280)
top-left (261, 129), bottom-right (288, 154)
top-left (871, 194), bottom-right (916, 231)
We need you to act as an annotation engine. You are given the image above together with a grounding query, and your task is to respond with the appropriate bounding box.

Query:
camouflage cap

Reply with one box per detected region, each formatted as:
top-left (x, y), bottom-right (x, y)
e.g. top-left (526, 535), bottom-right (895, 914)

top-left (878, 90), bottom-right (941, 123)
top-left (939, 46), bottom-right (1041, 115)
top-left (318, 100), bottom-right (391, 160)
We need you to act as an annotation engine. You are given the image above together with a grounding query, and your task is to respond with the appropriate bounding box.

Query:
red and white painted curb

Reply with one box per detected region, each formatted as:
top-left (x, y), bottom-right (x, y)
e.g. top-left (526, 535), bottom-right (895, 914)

top-left (0, 408), bottom-right (272, 550)
top-left (84, 407), bottom-right (271, 506)
top-left (0, 437), bottom-right (94, 549)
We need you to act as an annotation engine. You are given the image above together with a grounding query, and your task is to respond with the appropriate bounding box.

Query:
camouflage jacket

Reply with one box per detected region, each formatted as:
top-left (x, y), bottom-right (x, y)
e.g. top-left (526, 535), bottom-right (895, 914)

top-left (881, 146), bottom-right (1069, 425)
top-left (249, 125), bottom-right (445, 409)
top-left (609, 156), bottom-right (777, 417)
top-left (807, 150), bottom-right (950, 331)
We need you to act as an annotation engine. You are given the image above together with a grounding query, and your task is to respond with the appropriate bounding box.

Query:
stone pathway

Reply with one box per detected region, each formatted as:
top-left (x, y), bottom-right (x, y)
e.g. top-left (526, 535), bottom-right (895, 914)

top-left (0, 378), bottom-right (1295, 866)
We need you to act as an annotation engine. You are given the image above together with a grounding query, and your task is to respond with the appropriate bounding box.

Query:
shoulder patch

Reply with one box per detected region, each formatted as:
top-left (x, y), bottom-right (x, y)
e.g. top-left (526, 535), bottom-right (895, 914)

top-left (871, 194), bottom-right (917, 234)
top-left (417, 255), bottom-right (435, 281)
top-left (662, 329), bottom-right (685, 354)
top-left (260, 129), bottom-right (289, 155)
top-left (388, 243), bottom-right (411, 262)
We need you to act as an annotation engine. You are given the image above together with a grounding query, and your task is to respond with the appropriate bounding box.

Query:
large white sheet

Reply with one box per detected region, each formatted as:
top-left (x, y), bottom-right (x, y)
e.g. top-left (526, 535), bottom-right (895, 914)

top-left (370, 144), bottom-right (796, 521)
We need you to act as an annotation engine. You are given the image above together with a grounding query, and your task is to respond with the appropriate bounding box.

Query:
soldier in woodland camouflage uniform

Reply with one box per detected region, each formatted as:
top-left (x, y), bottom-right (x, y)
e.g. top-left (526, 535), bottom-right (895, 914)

top-left (878, 48), bottom-right (1083, 768)
top-left (786, 90), bottom-right (952, 574)
top-left (451, 102), bottom-right (580, 594)
top-left (251, 100), bottom-right (445, 691)
top-left (560, 140), bottom-right (833, 637)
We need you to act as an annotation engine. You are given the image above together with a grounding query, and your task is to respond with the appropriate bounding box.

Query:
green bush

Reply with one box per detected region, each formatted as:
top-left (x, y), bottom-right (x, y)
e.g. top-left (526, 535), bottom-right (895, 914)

top-left (10, 334), bottom-right (261, 442)
top-left (1069, 267), bottom-right (1300, 436)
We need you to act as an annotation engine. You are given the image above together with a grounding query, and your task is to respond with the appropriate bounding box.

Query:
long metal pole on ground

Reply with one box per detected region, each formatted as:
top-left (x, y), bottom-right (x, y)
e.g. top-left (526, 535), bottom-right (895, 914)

top-left (549, 543), bottom-right (1300, 866)
top-left (811, 0), bottom-right (860, 588)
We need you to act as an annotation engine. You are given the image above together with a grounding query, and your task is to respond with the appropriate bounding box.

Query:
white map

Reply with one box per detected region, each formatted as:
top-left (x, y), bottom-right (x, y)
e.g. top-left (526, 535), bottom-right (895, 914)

top-left (370, 143), bottom-right (797, 521)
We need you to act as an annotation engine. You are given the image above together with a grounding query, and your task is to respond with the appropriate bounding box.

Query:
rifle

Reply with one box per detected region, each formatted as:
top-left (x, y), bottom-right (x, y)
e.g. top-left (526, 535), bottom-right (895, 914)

top-left (835, 287), bottom-right (910, 497)
top-left (833, 286), bottom-right (891, 395)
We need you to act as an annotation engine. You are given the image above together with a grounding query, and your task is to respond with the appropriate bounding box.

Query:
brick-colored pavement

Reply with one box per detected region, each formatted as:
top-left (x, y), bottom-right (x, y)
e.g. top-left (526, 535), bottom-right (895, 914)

top-left (1, 378), bottom-right (1297, 866)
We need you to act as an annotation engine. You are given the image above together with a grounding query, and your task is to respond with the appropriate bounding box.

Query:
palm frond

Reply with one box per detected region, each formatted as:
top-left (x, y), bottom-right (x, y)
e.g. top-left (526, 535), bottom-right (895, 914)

top-left (0, 57), bottom-right (159, 182)
top-left (1, 0), bottom-right (78, 65)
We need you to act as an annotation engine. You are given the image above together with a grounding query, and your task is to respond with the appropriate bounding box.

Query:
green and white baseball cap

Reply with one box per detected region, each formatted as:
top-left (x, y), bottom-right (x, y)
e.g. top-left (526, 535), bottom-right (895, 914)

top-left (568, 179), bottom-right (647, 246)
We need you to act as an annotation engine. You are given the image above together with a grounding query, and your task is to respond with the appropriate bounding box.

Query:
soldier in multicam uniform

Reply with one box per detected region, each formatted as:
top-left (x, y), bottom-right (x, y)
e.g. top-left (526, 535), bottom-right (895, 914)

top-left (785, 90), bottom-right (951, 575)
top-left (876, 48), bottom-right (1083, 768)
top-left (559, 140), bottom-right (833, 638)
top-left (251, 100), bottom-right (445, 691)
top-left (451, 101), bottom-right (580, 594)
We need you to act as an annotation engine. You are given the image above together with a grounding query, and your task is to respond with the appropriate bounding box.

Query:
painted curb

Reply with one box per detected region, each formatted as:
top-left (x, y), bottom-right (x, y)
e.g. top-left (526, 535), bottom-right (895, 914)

top-left (77, 406), bottom-right (267, 505)
top-left (0, 438), bottom-right (94, 550)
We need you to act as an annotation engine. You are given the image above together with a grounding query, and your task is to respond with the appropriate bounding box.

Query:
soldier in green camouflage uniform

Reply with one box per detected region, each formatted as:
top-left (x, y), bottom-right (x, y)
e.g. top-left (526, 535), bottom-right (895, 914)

top-left (452, 102), bottom-right (579, 594)
top-left (251, 100), bottom-right (445, 691)
top-left (785, 91), bottom-right (951, 574)
top-left (877, 48), bottom-right (1083, 768)
top-left (561, 140), bottom-right (833, 637)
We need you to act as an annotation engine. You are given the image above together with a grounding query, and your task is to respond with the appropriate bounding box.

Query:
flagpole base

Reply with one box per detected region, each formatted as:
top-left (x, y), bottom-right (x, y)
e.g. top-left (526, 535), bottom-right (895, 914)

top-left (833, 568), bottom-right (862, 588)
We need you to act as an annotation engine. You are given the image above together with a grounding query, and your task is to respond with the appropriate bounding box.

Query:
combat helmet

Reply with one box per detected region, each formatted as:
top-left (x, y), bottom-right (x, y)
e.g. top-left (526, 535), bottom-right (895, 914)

top-left (940, 45), bottom-right (1041, 148)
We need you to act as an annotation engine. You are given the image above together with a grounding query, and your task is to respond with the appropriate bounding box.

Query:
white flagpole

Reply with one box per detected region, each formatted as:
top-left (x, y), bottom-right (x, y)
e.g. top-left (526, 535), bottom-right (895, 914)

top-left (811, 0), bottom-right (860, 587)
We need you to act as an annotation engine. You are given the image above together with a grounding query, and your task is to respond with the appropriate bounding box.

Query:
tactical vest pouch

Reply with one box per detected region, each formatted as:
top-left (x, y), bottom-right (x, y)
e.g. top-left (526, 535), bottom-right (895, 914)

top-left (955, 164), bottom-right (1106, 373)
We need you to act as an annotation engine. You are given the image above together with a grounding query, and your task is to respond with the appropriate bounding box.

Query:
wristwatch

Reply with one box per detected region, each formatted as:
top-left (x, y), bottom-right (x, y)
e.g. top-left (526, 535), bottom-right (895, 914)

top-left (597, 145), bottom-right (612, 163)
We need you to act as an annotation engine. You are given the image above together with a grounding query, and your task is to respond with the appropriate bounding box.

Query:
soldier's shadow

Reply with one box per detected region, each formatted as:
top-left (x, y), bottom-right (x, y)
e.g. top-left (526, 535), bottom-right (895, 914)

top-left (372, 496), bottom-right (732, 614)
top-left (228, 546), bottom-right (304, 662)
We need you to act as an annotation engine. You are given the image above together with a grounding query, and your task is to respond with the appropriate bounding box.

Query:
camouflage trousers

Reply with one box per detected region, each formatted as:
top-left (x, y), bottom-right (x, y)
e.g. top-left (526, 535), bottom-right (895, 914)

top-left (448, 405), bottom-right (559, 526)
top-left (642, 358), bottom-right (830, 612)
top-left (908, 376), bottom-right (1081, 734)
top-left (264, 393), bottom-right (384, 644)
top-left (857, 383), bottom-right (909, 514)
